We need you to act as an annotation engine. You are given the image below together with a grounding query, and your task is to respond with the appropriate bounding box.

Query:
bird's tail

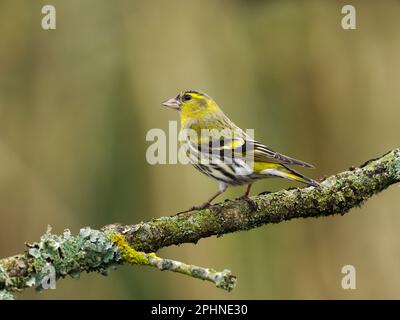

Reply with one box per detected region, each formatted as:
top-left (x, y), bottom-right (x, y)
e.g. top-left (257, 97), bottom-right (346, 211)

top-left (279, 165), bottom-right (320, 187)
top-left (256, 162), bottom-right (320, 187)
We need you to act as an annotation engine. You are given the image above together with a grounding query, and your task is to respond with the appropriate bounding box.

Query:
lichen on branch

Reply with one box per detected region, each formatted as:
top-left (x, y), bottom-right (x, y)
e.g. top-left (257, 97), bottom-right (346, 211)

top-left (111, 234), bottom-right (236, 291)
top-left (0, 148), bottom-right (399, 299)
top-left (104, 149), bottom-right (400, 252)
top-left (0, 227), bottom-right (235, 300)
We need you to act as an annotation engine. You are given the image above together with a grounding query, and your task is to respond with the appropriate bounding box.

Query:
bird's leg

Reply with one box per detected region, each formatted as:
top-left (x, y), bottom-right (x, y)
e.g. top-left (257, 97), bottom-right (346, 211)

top-left (189, 190), bottom-right (224, 211)
top-left (236, 184), bottom-right (257, 210)
top-left (181, 183), bottom-right (228, 213)
top-left (244, 184), bottom-right (252, 197)
top-left (237, 184), bottom-right (252, 198)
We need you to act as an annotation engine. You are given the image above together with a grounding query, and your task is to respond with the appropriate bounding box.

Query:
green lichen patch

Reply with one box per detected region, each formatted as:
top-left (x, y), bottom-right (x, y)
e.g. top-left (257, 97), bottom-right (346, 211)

top-left (0, 289), bottom-right (14, 300)
top-left (214, 269), bottom-right (237, 292)
top-left (26, 226), bottom-right (120, 291)
top-left (109, 234), bottom-right (152, 266)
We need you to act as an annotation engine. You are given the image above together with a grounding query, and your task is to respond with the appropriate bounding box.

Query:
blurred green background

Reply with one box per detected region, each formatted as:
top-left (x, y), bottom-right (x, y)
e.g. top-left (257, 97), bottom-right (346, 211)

top-left (0, 0), bottom-right (399, 299)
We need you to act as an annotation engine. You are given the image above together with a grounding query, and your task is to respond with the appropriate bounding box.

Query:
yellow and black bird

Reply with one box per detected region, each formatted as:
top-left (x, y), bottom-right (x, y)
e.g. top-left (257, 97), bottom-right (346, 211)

top-left (162, 90), bottom-right (319, 210)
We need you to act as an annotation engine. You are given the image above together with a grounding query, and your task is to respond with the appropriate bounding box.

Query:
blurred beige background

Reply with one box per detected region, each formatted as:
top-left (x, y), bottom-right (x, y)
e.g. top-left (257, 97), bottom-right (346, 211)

top-left (0, 0), bottom-right (399, 299)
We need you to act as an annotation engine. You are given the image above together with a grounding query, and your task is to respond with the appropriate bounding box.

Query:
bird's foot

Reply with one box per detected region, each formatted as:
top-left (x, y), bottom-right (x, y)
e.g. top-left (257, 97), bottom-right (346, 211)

top-left (236, 195), bottom-right (258, 210)
top-left (190, 202), bottom-right (211, 211)
top-left (178, 202), bottom-right (211, 214)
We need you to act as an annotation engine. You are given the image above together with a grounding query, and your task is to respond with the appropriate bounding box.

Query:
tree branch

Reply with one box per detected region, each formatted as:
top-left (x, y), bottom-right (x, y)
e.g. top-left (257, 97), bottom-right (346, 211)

top-left (0, 149), bottom-right (399, 299)
top-left (103, 149), bottom-right (400, 251)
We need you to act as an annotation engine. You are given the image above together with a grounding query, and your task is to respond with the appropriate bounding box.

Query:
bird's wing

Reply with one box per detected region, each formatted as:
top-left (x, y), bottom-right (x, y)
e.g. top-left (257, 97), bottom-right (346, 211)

top-left (187, 136), bottom-right (243, 157)
top-left (185, 126), bottom-right (314, 168)
top-left (248, 140), bottom-right (315, 168)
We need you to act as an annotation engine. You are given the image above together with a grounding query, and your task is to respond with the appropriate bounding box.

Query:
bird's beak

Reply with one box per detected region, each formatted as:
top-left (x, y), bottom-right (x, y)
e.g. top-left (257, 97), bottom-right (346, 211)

top-left (161, 97), bottom-right (180, 110)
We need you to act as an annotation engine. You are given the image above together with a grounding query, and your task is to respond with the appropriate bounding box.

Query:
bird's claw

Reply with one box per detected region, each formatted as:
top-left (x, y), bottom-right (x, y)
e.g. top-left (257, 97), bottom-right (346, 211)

top-left (178, 202), bottom-right (211, 214)
top-left (236, 195), bottom-right (258, 210)
top-left (189, 202), bottom-right (211, 211)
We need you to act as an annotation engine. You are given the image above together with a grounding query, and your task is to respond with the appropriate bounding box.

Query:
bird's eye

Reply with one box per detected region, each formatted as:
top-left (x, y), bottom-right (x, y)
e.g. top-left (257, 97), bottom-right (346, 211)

top-left (182, 94), bottom-right (192, 101)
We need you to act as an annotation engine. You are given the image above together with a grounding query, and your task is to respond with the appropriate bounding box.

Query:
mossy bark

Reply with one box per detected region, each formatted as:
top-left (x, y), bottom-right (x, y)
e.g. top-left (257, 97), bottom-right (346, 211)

top-left (104, 149), bottom-right (400, 252)
top-left (0, 149), bottom-right (399, 298)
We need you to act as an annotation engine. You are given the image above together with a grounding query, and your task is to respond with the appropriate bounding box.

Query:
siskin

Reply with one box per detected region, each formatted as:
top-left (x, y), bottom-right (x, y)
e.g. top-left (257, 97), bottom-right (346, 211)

top-left (162, 90), bottom-right (319, 210)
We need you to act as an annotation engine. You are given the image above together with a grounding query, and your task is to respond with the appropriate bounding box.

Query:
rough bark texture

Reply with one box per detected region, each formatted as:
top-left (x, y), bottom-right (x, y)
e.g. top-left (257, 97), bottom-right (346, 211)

top-left (0, 149), bottom-right (399, 299)
top-left (104, 149), bottom-right (400, 252)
